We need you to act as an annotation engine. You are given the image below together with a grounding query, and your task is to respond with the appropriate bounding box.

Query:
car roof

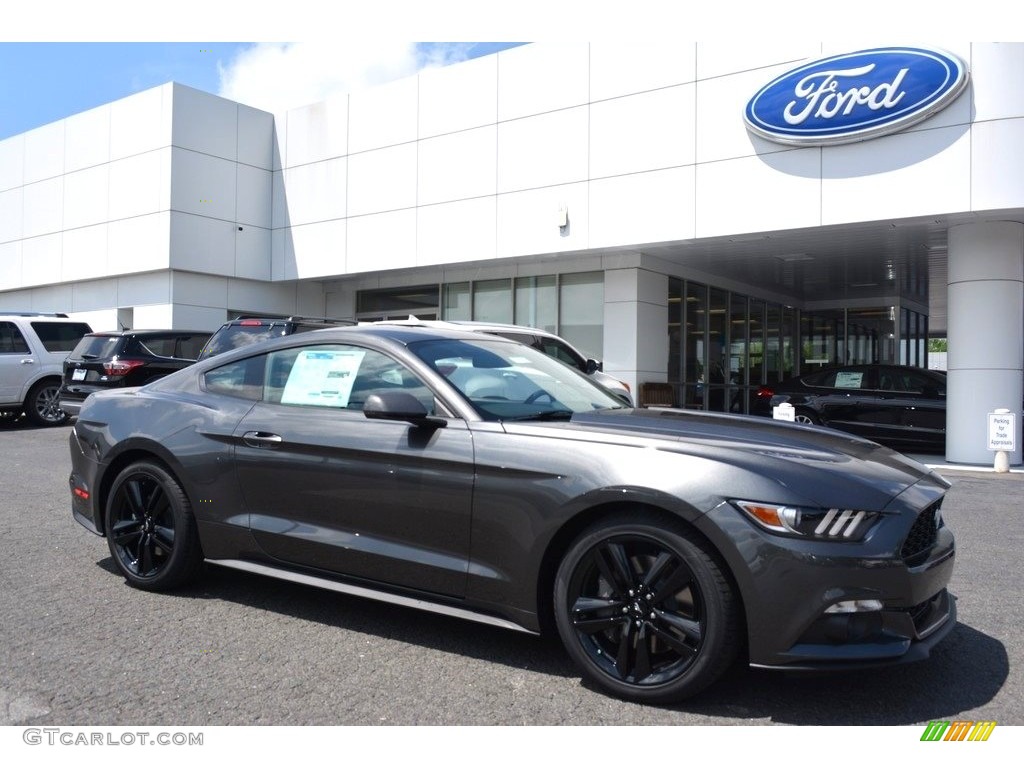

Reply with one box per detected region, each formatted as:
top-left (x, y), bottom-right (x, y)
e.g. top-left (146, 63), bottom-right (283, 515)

top-left (370, 316), bottom-right (562, 340)
top-left (85, 329), bottom-right (209, 337)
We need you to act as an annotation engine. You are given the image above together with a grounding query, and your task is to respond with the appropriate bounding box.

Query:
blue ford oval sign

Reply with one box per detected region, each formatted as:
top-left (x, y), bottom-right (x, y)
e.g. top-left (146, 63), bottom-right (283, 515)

top-left (745, 47), bottom-right (969, 146)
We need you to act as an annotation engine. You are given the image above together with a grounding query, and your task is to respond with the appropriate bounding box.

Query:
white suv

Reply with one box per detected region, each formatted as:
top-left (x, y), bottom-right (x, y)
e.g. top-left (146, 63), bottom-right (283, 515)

top-left (371, 318), bottom-right (633, 406)
top-left (0, 313), bottom-right (93, 426)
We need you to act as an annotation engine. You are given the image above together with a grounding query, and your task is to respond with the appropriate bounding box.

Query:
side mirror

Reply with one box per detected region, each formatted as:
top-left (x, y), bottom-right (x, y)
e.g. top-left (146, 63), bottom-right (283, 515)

top-left (585, 358), bottom-right (602, 374)
top-left (364, 391), bottom-right (446, 427)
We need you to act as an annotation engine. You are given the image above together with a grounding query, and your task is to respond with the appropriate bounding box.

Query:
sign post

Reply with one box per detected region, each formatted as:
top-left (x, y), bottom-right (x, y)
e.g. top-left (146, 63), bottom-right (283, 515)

top-left (987, 408), bottom-right (1015, 473)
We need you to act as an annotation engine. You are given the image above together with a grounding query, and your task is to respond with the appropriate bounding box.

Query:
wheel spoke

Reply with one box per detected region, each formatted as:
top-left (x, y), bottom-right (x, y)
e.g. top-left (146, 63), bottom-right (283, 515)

top-left (144, 483), bottom-right (166, 516)
top-left (110, 519), bottom-right (143, 546)
top-left (632, 624), bottom-right (652, 681)
top-left (152, 525), bottom-right (175, 553)
top-left (655, 609), bottom-right (703, 643)
top-left (139, 535), bottom-right (155, 575)
top-left (649, 622), bottom-right (700, 658)
top-left (594, 542), bottom-right (633, 594)
top-left (651, 561), bottom-right (695, 603)
top-left (640, 551), bottom-right (673, 590)
top-left (615, 620), bottom-right (636, 678)
top-left (125, 479), bottom-right (146, 517)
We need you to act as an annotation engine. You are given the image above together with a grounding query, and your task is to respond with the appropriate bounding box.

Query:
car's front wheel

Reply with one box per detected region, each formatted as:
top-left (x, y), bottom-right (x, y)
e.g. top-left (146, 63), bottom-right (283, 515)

top-left (24, 380), bottom-right (68, 427)
top-left (105, 461), bottom-right (203, 591)
top-left (554, 514), bottom-right (740, 703)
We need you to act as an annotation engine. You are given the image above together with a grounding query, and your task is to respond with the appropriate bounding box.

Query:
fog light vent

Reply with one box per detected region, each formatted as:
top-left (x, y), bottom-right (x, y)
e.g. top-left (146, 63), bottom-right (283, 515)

top-left (825, 599), bottom-right (883, 614)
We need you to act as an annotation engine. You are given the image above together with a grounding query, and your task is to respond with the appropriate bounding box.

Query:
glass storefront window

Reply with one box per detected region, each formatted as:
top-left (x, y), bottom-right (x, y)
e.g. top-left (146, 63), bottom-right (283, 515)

top-left (668, 278), bottom-right (683, 397)
top-left (684, 282), bottom-right (707, 408)
top-left (847, 307), bottom-right (895, 364)
top-left (801, 309), bottom-right (844, 369)
top-left (515, 276), bottom-right (557, 332)
top-left (473, 279), bottom-right (513, 324)
top-left (559, 272), bottom-right (604, 360)
top-left (443, 282), bottom-right (471, 321)
top-left (749, 299), bottom-right (765, 386)
top-left (729, 294), bottom-right (748, 413)
top-left (708, 288), bottom-right (728, 411)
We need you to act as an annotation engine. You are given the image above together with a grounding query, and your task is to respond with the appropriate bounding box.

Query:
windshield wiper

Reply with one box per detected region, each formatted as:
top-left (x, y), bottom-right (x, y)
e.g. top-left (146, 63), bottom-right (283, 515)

top-left (504, 410), bottom-right (575, 422)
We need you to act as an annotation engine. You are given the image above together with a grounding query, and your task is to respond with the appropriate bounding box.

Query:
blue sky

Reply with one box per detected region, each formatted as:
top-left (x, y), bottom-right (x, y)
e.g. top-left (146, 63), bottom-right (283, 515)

top-left (0, 42), bottom-right (523, 141)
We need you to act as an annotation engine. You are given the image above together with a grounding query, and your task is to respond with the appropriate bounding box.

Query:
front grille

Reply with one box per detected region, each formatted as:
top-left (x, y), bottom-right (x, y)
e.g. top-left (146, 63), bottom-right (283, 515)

top-left (901, 501), bottom-right (941, 566)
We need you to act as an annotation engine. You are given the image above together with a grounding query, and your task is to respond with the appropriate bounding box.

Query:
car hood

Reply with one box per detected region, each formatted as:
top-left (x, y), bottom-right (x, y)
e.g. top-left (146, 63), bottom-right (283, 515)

top-left (509, 407), bottom-right (949, 510)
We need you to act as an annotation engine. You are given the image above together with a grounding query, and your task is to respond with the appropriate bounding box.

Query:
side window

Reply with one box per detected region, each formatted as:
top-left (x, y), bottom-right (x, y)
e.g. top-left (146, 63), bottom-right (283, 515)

top-left (204, 355), bottom-right (266, 401)
top-left (266, 344), bottom-right (436, 414)
top-left (0, 322), bottom-right (30, 354)
top-left (137, 333), bottom-right (208, 360)
top-left (538, 338), bottom-right (586, 371)
top-left (136, 335), bottom-right (179, 357)
top-left (175, 334), bottom-right (210, 360)
top-left (28, 322), bottom-right (91, 352)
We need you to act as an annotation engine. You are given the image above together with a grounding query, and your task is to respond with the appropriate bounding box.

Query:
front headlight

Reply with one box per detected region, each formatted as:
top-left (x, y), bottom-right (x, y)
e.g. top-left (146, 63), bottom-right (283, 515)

top-left (732, 501), bottom-right (879, 541)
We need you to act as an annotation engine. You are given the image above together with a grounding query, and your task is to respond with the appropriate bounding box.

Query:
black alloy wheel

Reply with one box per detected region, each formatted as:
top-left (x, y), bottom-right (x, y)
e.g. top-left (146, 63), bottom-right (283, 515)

top-left (105, 461), bottom-right (203, 591)
top-left (554, 514), bottom-right (739, 703)
top-left (25, 380), bottom-right (68, 427)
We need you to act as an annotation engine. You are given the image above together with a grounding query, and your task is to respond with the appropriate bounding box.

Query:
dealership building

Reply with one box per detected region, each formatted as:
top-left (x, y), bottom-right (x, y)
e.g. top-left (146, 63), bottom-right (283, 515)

top-left (1, 42), bottom-right (1022, 463)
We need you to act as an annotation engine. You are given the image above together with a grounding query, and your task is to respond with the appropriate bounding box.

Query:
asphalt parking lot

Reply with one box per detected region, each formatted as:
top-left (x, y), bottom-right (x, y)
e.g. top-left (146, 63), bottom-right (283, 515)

top-left (1, 417), bottom-right (1020, 726)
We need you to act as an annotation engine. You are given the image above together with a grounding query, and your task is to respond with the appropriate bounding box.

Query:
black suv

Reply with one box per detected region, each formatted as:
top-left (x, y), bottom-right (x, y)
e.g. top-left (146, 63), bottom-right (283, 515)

top-left (197, 316), bottom-right (355, 361)
top-left (59, 330), bottom-right (211, 418)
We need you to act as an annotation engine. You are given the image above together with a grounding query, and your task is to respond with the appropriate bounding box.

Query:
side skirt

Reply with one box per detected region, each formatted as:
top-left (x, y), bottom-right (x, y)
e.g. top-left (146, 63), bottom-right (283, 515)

top-left (206, 558), bottom-right (537, 635)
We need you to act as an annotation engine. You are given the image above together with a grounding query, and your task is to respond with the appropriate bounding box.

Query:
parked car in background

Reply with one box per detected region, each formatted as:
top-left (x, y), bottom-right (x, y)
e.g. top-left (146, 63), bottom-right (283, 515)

top-left (752, 364), bottom-right (947, 450)
top-left (198, 316), bottom-right (356, 361)
top-left (1, 312), bottom-right (93, 426)
top-left (373, 317), bottom-right (633, 405)
top-left (59, 330), bottom-right (211, 418)
top-left (70, 325), bottom-right (955, 703)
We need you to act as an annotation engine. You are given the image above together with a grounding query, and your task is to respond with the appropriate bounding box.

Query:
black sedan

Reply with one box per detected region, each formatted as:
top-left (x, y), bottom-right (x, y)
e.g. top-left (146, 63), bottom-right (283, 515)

top-left (69, 326), bottom-right (956, 704)
top-left (752, 365), bottom-right (947, 450)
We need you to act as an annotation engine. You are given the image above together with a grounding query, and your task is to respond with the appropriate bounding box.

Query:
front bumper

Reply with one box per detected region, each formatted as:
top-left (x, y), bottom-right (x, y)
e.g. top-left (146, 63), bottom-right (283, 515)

top-left (696, 480), bottom-right (956, 670)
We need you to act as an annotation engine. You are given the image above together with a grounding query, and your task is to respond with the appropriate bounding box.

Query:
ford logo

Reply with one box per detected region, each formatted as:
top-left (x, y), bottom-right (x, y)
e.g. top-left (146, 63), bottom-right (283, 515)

top-left (745, 47), bottom-right (969, 146)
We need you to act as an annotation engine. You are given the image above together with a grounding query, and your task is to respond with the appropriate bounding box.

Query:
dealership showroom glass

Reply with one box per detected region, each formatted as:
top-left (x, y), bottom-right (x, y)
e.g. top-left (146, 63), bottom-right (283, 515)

top-left (1, 43), bottom-right (1022, 464)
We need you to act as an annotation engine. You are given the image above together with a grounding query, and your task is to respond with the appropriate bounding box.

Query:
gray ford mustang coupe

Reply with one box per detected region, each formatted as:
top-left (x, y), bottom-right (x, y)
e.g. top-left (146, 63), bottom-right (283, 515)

top-left (69, 325), bottom-right (956, 703)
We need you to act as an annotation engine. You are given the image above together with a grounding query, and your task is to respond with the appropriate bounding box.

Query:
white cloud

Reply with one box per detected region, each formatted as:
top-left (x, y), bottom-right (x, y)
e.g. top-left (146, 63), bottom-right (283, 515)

top-left (217, 42), bottom-right (475, 115)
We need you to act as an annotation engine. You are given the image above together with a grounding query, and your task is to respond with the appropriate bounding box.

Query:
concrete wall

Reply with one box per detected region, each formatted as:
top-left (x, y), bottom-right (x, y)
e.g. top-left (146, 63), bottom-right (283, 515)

top-left (273, 42), bottom-right (1024, 282)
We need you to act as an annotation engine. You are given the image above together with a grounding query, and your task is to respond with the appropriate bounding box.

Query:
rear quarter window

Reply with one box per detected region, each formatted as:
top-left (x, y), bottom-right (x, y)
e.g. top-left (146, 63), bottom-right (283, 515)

top-left (30, 322), bottom-right (92, 352)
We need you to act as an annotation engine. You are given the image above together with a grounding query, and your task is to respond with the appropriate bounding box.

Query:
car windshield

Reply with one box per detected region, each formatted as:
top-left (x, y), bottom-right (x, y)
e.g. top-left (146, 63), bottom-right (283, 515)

top-left (409, 337), bottom-right (625, 421)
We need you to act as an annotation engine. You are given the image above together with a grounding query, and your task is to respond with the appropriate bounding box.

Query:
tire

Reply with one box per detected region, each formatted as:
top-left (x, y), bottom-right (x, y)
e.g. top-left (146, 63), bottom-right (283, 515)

top-left (24, 379), bottom-right (68, 427)
top-left (793, 408), bottom-right (820, 425)
top-left (554, 513), bottom-right (740, 704)
top-left (105, 461), bottom-right (204, 591)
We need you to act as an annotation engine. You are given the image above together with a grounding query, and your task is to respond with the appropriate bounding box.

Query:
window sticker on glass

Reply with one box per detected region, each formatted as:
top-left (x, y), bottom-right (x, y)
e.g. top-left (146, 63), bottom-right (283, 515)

top-left (281, 349), bottom-right (365, 407)
top-left (834, 371), bottom-right (864, 389)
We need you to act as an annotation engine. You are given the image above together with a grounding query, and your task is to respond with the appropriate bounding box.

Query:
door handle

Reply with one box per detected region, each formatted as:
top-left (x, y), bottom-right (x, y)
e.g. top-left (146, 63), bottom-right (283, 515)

top-left (242, 431), bottom-right (283, 448)
top-left (20, 359), bottom-right (35, 364)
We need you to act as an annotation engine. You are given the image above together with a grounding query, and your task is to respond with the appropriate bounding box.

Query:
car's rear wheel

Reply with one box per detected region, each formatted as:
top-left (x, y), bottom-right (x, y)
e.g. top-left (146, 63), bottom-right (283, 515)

top-left (793, 408), bottom-right (820, 425)
top-left (105, 461), bottom-right (203, 591)
top-left (25, 380), bottom-right (68, 427)
top-left (554, 514), bottom-right (739, 703)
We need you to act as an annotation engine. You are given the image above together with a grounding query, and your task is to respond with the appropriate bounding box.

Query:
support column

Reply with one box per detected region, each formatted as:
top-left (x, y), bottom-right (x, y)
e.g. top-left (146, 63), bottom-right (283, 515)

top-left (946, 221), bottom-right (1024, 464)
top-left (603, 268), bottom-right (668, 403)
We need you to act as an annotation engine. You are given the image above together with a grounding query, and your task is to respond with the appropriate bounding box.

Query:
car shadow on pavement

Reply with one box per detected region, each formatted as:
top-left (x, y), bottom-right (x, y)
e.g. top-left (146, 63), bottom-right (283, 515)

top-left (95, 556), bottom-right (1007, 722)
top-left (663, 623), bottom-right (1007, 723)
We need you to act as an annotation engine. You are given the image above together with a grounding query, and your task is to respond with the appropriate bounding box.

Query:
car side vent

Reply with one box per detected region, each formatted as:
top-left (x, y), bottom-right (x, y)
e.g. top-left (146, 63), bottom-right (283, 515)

top-left (900, 502), bottom-right (941, 567)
